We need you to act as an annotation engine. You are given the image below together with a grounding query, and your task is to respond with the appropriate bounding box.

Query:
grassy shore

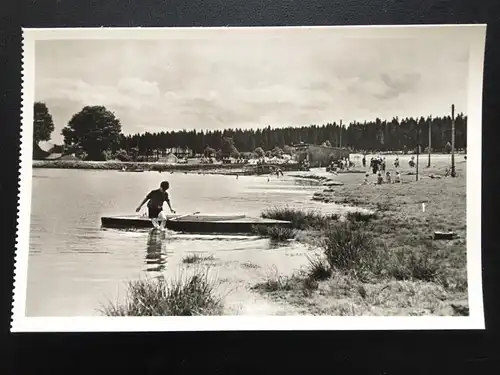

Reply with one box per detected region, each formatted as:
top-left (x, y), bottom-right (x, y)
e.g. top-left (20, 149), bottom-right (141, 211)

top-left (252, 161), bottom-right (468, 316)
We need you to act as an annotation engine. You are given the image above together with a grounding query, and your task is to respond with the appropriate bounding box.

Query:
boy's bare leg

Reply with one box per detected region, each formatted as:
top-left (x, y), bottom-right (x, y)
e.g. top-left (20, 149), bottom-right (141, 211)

top-left (151, 218), bottom-right (160, 229)
top-left (158, 211), bottom-right (167, 231)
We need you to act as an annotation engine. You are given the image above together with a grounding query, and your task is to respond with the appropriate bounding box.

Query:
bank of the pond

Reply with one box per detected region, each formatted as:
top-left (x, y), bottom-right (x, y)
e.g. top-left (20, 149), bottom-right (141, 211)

top-left (32, 159), bottom-right (300, 175)
top-left (251, 162), bottom-right (469, 316)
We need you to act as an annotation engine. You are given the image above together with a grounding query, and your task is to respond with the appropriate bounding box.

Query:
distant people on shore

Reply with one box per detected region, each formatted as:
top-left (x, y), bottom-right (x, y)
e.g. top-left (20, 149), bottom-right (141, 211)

top-left (370, 156), bottom-right (382, 174)
top-left (394, 171), bottom-right (401, 183)
top-left (385, 171), bottom-right (392, 183)
top-left (377, 172), bottom-right (384, 185)
top-left (362, 173), bottom-right (369, 185)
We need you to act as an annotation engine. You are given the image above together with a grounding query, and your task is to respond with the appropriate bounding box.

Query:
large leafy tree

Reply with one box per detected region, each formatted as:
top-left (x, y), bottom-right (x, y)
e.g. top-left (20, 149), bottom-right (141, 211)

top-left (62, 106), bottom-right (122, 161)
top-left (33, 102), bottom-right (55, 144)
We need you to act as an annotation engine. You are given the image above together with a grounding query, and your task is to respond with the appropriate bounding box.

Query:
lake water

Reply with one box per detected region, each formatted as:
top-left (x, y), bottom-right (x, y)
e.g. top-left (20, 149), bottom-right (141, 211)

top-left (26, 168), bottom-right (352, 317)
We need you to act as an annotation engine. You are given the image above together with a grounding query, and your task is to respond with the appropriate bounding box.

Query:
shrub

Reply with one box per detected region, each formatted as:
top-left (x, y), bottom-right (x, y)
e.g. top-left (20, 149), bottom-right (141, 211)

top-left (100, 269), bottom-right (222, 316)
top-left (261, 206), bottom-right (339, 230)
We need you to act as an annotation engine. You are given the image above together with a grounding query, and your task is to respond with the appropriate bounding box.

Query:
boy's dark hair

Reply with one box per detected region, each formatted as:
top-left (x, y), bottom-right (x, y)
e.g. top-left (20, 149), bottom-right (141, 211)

top-left (160, 181), bottom-right (170, 190)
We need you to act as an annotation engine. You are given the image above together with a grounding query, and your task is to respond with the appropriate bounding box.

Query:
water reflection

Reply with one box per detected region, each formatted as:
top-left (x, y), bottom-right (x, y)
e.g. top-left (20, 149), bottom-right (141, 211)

top-left (145, 230), bottom-right (168, 272)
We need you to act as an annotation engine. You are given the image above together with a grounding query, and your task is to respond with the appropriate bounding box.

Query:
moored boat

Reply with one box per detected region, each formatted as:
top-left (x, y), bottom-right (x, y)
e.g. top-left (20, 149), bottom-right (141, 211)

top-left (100, 213), bottom-right (291, 234)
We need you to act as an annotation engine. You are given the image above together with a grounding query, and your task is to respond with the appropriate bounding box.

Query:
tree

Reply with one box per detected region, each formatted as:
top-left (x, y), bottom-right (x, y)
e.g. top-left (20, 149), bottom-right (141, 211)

top-left (62, 106), bottom-right (122, 161)
top-left (221, 137), bottom-right (239, 158)
top-left (33, 102), bottom-right (55, 144)
top-left (114, 149), bottom-right (131, 161)
top-left (283, 145), bottom-right (294, 155)
top-left (254, 147), bottom-right (265, 158)
top-left (271, 146), bottom-right (283, 157)
top-left (204, 146), bottom-right (216, 157)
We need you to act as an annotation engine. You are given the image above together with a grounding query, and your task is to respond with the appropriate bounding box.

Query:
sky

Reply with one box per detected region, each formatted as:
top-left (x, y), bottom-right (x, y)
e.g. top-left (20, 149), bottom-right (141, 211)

top-left (34, 28), bottom-right (471, 145)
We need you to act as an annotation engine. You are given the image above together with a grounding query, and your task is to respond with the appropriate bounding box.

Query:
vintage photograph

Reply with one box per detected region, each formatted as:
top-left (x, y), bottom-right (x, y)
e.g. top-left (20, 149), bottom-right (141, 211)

top-left (13, 25), bottom-right (485, 331)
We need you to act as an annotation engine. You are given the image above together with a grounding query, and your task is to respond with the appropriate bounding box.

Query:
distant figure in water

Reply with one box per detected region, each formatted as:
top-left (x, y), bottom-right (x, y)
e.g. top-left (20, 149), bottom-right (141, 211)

top-left (362, 155), bottom-right (366, 168)
top-left (394, 171), bottom-right (401, 183)
top-left (136, 180), bottom-right (176, 231)
top-left (236, 174), bottom-right (239, 179)
top-left (377, 172), bottom-right (384, 185)
top-left (275, 168), bottom-right (283, 177)
top-left (394, 157), bottom-right (399, 168)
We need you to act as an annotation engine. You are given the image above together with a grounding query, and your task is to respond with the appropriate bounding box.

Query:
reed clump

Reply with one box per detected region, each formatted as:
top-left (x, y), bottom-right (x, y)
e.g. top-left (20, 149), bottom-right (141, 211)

top-left (100, 269), bottom-right (223, 316)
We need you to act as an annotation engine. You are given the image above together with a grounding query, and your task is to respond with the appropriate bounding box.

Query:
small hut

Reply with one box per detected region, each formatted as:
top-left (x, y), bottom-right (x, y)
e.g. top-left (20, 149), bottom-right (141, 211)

top-left (158, 152), bottom-right (178, 164)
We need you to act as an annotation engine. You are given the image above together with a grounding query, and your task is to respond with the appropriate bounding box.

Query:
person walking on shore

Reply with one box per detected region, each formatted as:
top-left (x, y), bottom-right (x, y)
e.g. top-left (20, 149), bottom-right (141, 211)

top-left (136, 181), bottom-right (176, 230)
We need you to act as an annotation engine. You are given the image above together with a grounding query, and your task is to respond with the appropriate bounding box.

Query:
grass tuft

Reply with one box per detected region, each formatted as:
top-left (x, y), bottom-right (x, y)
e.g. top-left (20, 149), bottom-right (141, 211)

top-left (387, 247), bottom-right (441, 282)
top-left (321, 222), bottom-right (380, 277)
top-left (100, 269), bottom-right (223, 316)
top-left (253, 225), bottom-right (297, 241)
top-left (345, 211), bottom-right (376, 223)
top-left (182, 253), bottom-right (215, 264)
top-left (261, 206), bottom-right (339, 230)
top-left (306, 254), bottom-right (332, 281)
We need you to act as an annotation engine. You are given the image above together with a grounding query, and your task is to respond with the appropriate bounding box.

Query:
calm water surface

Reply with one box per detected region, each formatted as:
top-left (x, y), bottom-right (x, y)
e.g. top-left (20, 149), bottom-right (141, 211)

top-left (27, 168), bottom-right (347, 316)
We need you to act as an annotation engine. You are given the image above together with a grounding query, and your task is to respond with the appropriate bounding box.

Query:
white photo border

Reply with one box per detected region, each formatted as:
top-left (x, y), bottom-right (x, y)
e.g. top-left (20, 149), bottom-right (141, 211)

top-left (12, 24), bottom-right (486, 332)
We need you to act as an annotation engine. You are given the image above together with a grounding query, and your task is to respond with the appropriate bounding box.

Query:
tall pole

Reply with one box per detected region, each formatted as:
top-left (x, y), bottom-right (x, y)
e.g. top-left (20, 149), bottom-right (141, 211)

top-left (427, 118), bottom-right (431, 168)
top-left (339, 120), bottom-right (342, 148)
top-left (451, 104), bottom-right (456, 177)
top-left (416, 119), bottom-right (419, 181)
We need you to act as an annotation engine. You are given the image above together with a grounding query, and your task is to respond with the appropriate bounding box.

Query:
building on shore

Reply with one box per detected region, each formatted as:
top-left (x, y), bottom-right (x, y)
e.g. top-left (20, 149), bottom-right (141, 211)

top-left (292, 142), bottom-right (350, 168)
top-left (157, 152), bottom-right (179, 164)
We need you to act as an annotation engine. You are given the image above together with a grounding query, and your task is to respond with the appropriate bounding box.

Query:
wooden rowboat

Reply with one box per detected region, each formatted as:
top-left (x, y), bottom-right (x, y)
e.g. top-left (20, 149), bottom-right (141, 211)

top-left (100, 213), bottom-right (291, 234)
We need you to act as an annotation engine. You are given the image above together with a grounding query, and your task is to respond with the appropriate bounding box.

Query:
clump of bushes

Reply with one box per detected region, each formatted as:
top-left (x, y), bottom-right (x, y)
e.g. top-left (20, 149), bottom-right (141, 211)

top-left (100, 269), bottom-right (223, 316)
top-left (261, 206), bottom-right (339, 230)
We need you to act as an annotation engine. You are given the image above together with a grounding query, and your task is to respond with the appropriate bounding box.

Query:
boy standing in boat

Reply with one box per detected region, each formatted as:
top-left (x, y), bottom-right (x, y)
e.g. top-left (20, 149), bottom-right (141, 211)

top-left (136, 181), bottom-right (176, 230)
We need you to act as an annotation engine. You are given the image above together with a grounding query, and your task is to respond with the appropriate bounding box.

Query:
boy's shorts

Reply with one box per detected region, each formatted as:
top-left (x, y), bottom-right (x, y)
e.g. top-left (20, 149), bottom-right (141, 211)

top-left (148, 207), bottom-right (162, 219)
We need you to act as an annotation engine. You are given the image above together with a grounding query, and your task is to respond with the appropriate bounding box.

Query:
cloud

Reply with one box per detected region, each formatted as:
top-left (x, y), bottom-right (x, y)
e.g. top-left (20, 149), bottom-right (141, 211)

top-left (379, 72), bottom-right (421, 99)
top-left (36, 77), bottom-right (162, 111)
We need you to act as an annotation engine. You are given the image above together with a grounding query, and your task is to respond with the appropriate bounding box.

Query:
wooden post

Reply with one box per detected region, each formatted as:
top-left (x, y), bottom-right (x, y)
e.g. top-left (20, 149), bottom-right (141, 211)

top-left (416, 119), bottom-right (419, 181)
top-left (451, 104), bottom-right (456, 177)
top-left (427, 118), bottom-right (431, 168)
top-left (339, 120), bottom-right (342, 148)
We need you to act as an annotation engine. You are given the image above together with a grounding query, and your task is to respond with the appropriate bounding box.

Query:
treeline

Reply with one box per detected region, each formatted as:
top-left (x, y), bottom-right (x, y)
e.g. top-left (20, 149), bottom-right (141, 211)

top-left (120, 114), bottom-right (467, 156)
